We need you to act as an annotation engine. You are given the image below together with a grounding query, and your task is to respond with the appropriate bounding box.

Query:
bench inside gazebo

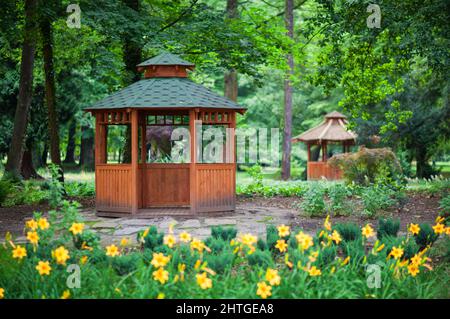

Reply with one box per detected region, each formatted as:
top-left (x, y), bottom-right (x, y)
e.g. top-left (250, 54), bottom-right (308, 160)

top-left (85, 52), bottom-right (245, 217)
top-left (292, 111), bottom-right (356, 180)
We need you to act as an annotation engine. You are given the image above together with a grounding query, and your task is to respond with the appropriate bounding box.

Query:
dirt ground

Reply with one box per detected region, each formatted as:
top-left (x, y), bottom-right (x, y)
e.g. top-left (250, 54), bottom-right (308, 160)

top-left (0, 192), bottom-right (443, 238)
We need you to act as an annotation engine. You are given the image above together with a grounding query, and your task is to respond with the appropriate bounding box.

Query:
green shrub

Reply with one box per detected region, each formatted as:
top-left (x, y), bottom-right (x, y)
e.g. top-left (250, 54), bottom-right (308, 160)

top-left (317, 245), bottom-right (337, 266)
top-left (0, 179), bottom-right (12, 206)
top-left (257, 238), bottom-right (268, 251)
top-left (334, 222), bottom-right (361, 242)
top-left (247, 249), bottom-right (273, 268)
top-left (377, 218), bottom-right (400, 240)
top-left (204, 252), bottom-right (234, 273)
top-left (327, 183), bottom-right (351, 215)
top-left (381, 236), bottom-right (419, 260)
top-left (111, 253), bottom-right (141, 275)
top-left (73, 230), bottom-right (101, 250)
top-left (414, 223), bottom-right (439, 249)
top-left (300, 185), bottom-right (326, 216)
top-left (361, 185), bottom-right (396, 217)
top-left (439, 195), bottom-right (450, 216)
top-left (266, 225), bottom-right (278, 249)
top-left (205, 237), bottom-right (227, 254)
top-left (211, 226), bottom-right (237, 241)
top-left (137, 226), bottom-right (164, 250)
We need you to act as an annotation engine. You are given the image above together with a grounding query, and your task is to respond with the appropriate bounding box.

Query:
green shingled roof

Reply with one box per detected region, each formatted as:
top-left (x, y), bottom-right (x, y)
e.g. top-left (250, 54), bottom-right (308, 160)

top-left (137, 52), bottom-right (195, 67)
top-left (85, 77), bottom-right (243, 110)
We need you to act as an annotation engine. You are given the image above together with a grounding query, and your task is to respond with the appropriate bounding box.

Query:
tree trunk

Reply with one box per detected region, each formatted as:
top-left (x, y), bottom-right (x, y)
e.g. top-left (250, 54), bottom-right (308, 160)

top-left (121, 0), bottom-right (142, 163)
top-left (21, 139), bottom-right (43, 180)
top-left (281, 0), bottom-right (294, 180)
top-left (415, 147), bottom-right (431, 179)
top-left (41, 17), bottom-right (64, 183)
top-left (4, 0), bottom-right (38, 181)
top-left (64, 120), bottom-right (77, 164)
top-left (224, 0), bottom-right (239, 102)
top-left (41, 143), bottom-right (48, 167)
top-left (80, 125), bottom-right (94, 171)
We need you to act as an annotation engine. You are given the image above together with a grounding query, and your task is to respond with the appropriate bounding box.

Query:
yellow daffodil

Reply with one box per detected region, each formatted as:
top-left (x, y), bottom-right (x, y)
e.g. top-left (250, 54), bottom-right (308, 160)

top-left (0, 288), bottom-right (4, 299)
top-left (36, 261), bottom-right (52, 276)
top-left (196, 272), bottom-right (213, 290)
top-left (164, 234), bottom-right (177, 248)
top-left (308, 266), bottom-right (322, 277)
top-left (153, 267), bottom-right (169, 284)
top-left (61, 290), bottom-right (71, 299)
top-left (120, 237), bottom-right (129, 247)
top-left (296, 231), bottom-right (313, 251)
top-left (151, 252), bottom-right (170, 268)
top-left (256, 281), bottom-right (272, 299)
top-left (408, 223), bottom-right (420, 235)
top-left (69, 222), bottom-right (84, 235)
top-left (105, 244), bottom-right (120, 257)
top-left (362, 224), bottom-right (375, 239)
top-left (179, 232), bottom-right (191, 243)
top-left (324, 215), bottom-right (332, 231)
top-left (265, 268), bottom-right (281, 286)
top-left (389, 246), bottom-right (404, 260)
top-left (37, 218), bottom-right (50, 230)
top-left (330, 230), bottom-right (342, 244)
top-left (432, 223), bottom-right (445, 235)
top-left (26, 219), bottom-right (38, 231)
top-left (407, 263), bottom-right (419, 277)
top-left (12, 245), bottom-right (27, 260)
top-left (52, 246), bottom-right (70, 265)
top-left (27, 231), bottom-right (39, 245)
top-left (277, 225), bottom-right (290, 237)
top-left (275, 239), bottom-right (288, 253)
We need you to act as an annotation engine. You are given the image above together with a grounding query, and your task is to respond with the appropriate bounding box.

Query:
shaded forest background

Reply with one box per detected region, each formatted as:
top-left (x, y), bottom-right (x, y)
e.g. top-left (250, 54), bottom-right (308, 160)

top-left (0, 0), bottom-right (448, 181)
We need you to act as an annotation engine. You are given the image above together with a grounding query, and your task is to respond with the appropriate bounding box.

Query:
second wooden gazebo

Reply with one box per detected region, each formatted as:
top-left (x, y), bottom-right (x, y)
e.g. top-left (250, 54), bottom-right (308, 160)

top-left (85, 52), bottom-right (245, 216)
top-left (292, 111), bottom-right (356, 180)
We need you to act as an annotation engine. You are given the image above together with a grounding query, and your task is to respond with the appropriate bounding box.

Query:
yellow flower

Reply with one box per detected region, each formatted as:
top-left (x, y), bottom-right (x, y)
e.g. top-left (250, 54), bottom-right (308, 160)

top-left (0, 287), bottom-right (4, 299)
top-left (432, 223), bottom-right (445, 235)
top-left (277, 225), bottom-right (290, 237)
top-left (12, 245), bottom-right (27, 260)
top-left (61, 290), bottom-right (71, 299)
top-left (80, 256), bottom-right (88, 265)
top-left (179, 232), bottom-right (192, 243)
top-left (308, 266), bottom-right (322, 277)
top-left (389, 246), bottom-right (404, 260)
top-left (81, 242), bottom-right (93, 251)
top-left (407, 263), bottom-right (419, 277)
top-left (153, 267), bottom-right (169, 284)
top-left (26, 219), bottom-right (38, 231)
top-left (157, 293), bottom-right (165, 299)
top-left (362, 224), bottom-right (375, 239)
top-left (52, 246), bottom-right (70, 265)
top-left (240, 233), bottom-right (257, 246)
top-left (296, 231), bottom-right (313, 251)
top-left (27, 231), bottom-right (39, 245)
top-left (330, 230), bottom-right (342, 244)
top-left (256, 281), bottom-right (272, 299)
top-left (308, 250), bottom-right (319, 262)
top-left (341, 256), bottom-right (350, 266)
top-left (105, 244), bottom-right (120, 257)
top-left (435, 216), bottom-right (445, 224)
top-left (408, 223), bottom-right (420, 235)
top-left (265, 268), bottom-right (281, 286)
top-left (37, 218), bottom-right (50, 230)
top-left (410, 254), bottom-right (422, 266)
top-left (190, 238), bottom-right (206, 252)
top-left (446, 227), bottom-right (450, 236)
top-left (151, 252), bottom-right (170, 268)
top-left (69, 223), bottom-right (84, 235)
top-left (196, 272), bottom-right (213, 290)
top-left (275, 239), bottom-right (288, 253)
top-left (376, 243), bottom-right (385, 252)
top-left (36, 261), bottom-right (52, 276)
top-left (164, 234), bottom-right (177, 248)
top-left (142, 228), bottom-right (150, 238)
top-left (120, 237), bottom-right (129, 247)
top-left (324, 215), bottom-right (332, 231)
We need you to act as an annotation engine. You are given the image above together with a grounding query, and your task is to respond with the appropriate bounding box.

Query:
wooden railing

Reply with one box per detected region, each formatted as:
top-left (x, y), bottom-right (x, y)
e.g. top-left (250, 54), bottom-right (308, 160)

top-left (195, 163), bottom-right (235, 212)
top-left (95, 164), bottom-right (132, 212)
top-left (307, 161), bottom-right (342, 180)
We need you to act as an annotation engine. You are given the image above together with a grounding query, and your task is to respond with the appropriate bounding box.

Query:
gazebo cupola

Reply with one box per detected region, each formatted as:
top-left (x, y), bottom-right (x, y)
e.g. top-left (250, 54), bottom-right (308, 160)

top-left (292, 111), bottom-right (357, 180)
top-left (85, 52), bottom-right (245, 217)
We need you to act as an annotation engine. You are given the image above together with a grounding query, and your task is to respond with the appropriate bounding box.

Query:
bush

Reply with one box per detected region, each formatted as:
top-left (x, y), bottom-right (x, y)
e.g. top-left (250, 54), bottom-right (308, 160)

top-left (111, 253), bottom-right (141, 275)
top-left (211, 226), bottom-right (237, 241)
top-left (377, 218), bottom-right (400, 240)
top-left (328, 147), bottom-right (403, 186)
top-left (361, 185), bottom-right (396, 217)
top-left (73, 230), bottom-right (101, 250)
top-left (414, 223), bottom-right (439, 249)
top-left (247, 249), bottom-right (273, 268)
top-left (439, 195), bottom-right (450, 216)
top-left (0, 179), bottom-right (12, 206)
top-left (300, 185), bottom-right (326, 216)
top-left (137, 226), bottom-right (164, 250)
top-left (334, 222), bottom-right (361, 242)
top-left (327, 183), bottom-right (351, 215)
top-left (204, 252), bottom-right (234, 273)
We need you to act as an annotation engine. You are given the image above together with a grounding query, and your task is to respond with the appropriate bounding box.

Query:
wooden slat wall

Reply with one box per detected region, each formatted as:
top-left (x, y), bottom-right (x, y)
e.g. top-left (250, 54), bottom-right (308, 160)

top-left (96, 164), bottom-right (132, 211)
top-left (142, 164), bottom-right (190, 206)
top-left (196, 163), bottom-right (235, 212)
top-left (307, 161), bottom-right (343, 180)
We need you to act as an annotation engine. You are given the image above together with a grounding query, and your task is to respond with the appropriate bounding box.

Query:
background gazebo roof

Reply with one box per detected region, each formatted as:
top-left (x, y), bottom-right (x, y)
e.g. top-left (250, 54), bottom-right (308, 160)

top-left (292, 111), bottom-right (357, 143)
top-left (137, 52), bottom-right (195, 67)
top-left (85, 77), bottom-right (243, 110)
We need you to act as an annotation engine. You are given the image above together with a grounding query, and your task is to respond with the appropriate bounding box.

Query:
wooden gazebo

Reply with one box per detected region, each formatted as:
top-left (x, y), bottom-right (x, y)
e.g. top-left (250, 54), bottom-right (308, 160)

top-left (292, 111), bottom-right (356, 180)
top-left (85, 52), bottom-right (245, 216)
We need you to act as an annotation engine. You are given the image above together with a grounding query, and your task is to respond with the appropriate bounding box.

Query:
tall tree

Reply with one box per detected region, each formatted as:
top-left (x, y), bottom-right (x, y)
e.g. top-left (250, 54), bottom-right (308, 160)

top-left (63, 120), bottom-right (77, 164)
top-left (224, 0), bottom-right (238, 102)
top-left (4, 0), bottom-right (39, 180)
top-left (281, 0), bottom-right (294, 180)
top-left (41, 16), bottom-right (64, 182)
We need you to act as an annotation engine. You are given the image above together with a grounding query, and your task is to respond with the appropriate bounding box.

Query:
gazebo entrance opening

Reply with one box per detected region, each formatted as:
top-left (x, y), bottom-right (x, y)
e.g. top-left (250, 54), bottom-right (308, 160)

top-left (86, 53), bottom-right (244, 216)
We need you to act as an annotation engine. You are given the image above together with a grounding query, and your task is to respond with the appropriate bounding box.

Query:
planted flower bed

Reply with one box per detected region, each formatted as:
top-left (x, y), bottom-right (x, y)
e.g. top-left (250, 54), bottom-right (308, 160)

top-left (0, 203), bottom-right (448, 299)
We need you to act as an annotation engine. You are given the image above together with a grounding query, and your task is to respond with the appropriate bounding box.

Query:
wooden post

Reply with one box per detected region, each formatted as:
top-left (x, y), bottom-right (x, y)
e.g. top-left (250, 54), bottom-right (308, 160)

top-left (189, 109), bottom-right (198, 213)
top-left (322, 141), bottom-right (327, 162)
top-left (140, 124), bottom-right (146, 164)
top-left (230, 111), bottom-right (236, 210)
top-left (131, 109), bottom-right (139, 214)
top-left (307, 143), bottom-right (311, 161)
top-left (95, 112), bottom-right (107, 164)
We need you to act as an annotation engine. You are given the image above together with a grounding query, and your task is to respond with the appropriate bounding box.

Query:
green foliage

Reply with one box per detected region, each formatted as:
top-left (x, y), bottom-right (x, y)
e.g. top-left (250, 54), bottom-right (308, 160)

top-left (300, 185), bottom-right (326, 216)
top-left (111, 253), bottom-right (141, 276)
top-left (327, 183), bottom-right (351, 216)
top-left (0, 179), bottom-right (12, 205)
top-left (137, 226), bottom-right (164, 251)
top-left (48, 164), bottom-right (64, 209)
top-left (247, 249), bottom-right (273, 268)
top-left (204, 252), bottom-right (234, 274)
top-left (73, 230), bottom-right (100, 250)
top-left (334, 223), bottom-right (361, 242)
top-left (414, 223), bottom-right (439, 249)
top-left (64, 181), bottom-right (95, 197)
top-left (377, 218), bottom-right (400, 240)
top-left (211, 226), bottom-right (237, 242)
top-left (265, 225), bottom-right (279, 249)
top-left (360, 185), bottom-right (397, 217)
top-left (439, 195), bottom-right (450, 216)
